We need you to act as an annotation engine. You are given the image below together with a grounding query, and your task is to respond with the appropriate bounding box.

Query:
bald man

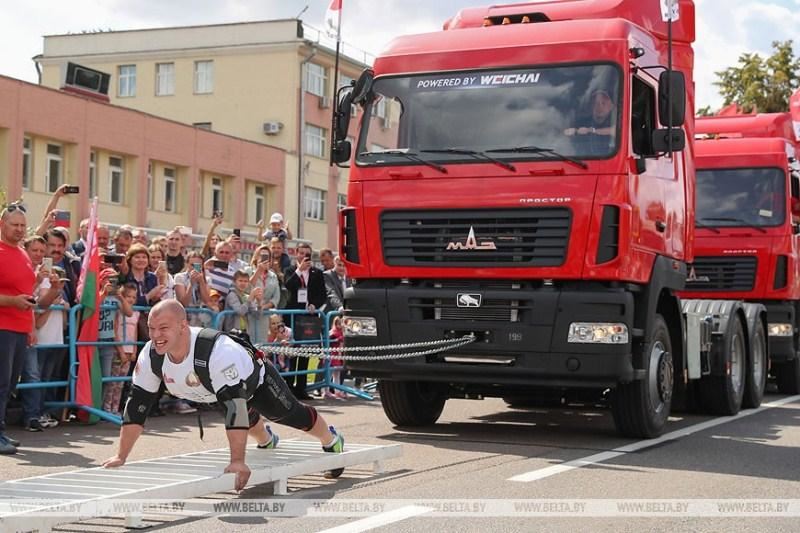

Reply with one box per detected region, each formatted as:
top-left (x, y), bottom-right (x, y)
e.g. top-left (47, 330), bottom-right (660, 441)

top-left (102, 300), bottom-right (345, 490)
top-left (0, 203), bottom-right (36, 454)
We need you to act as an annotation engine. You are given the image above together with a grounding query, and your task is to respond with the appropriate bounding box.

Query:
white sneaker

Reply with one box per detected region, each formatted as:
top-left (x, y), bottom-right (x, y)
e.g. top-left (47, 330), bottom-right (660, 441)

top-left (38, 415), bottom-right (59, 428)
top-left (174, 401), bottom-right (197, 414)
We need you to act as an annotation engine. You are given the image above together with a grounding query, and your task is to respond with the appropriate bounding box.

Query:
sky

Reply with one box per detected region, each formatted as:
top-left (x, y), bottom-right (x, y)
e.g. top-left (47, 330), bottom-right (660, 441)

top-left (2, 0), bottom-right (800, 110)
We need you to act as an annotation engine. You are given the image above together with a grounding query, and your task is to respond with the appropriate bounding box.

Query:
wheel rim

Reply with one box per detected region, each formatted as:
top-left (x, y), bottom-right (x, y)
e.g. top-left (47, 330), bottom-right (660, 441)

top-left (648, 340), bottom-right (672, 414)
top-left (730, 331), bottom-right (745, 396)
top-left (752, 332), bottom-right (766, 394)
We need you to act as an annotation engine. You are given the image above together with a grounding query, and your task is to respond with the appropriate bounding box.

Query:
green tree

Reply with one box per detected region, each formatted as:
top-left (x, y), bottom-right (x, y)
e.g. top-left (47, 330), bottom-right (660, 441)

top-left (714, 40), bottom-right (800, 113)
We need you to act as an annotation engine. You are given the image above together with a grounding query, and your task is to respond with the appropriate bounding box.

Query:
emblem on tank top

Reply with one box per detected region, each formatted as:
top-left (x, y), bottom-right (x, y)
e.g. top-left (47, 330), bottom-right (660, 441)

top-left (185, 371), bottom-right (202, 387)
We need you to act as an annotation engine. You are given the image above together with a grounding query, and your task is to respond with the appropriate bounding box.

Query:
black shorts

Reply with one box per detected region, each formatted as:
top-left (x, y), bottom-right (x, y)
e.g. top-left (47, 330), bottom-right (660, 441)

top-left (246, 361), bottom-right (318, 431)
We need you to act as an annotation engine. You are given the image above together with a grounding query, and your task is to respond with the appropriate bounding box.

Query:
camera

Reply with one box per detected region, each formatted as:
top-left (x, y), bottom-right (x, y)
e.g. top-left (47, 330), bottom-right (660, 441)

top-left (213, 260), bottom-right (229, 269)
top-left (232, 228), bottom-right (241, 237)
top-left (104, 254), bottom-right (124, 265)
top-left (63, 185), bottom-right (80, 194)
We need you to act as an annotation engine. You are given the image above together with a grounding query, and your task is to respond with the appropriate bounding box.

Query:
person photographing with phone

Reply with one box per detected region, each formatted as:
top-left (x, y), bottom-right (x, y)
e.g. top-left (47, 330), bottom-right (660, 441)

top-left (284, 243), bottom-right (327, 400)
top-left (0, 201), bottom-right (37, 453)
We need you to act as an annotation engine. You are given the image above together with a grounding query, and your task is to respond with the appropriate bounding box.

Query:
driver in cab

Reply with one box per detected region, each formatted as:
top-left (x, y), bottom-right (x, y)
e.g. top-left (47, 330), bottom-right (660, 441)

top-left (564, 89), bottom-right (616, 139)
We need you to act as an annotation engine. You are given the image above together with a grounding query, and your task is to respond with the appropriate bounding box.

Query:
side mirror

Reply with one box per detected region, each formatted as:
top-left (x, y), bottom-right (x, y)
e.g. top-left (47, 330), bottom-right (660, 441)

top-left (351, 68), bottom-right (374, 105)
top-left (332, 140), bottom-right (352, 164)
top-left (658, 71), bottom-right (686, 127)
top-left (334, 91), bottom-right (353, 142)
top-left (652, 128), bottom-right (686, 153)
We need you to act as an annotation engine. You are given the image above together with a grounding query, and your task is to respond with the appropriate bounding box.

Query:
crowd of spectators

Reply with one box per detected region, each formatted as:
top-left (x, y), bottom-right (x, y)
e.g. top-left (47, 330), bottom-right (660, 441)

top-left (0, 185), bottom-right (353, 455)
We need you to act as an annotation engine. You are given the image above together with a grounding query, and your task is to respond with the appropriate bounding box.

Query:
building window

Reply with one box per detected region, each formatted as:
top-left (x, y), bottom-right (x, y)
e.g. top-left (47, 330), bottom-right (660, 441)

top-left (339, 74), bottom-right (354, 89)
top-left (118, 65), bottom-right (136, 97)
top-left (164, 167), bottom-right (176, 213)
top-left (305, 63), bottom-right (327, 97)
top-left (89, 150), bottom-right (97, 198)
top-left (194, 60), bottom-right (214, 94)
top-left (45, 143), bottom-right (62, 193)
top-left (146, 162), bottom-right (153, 209)
top-left (254, 185), bottom-right (265, 225)
top-left (304, 186), bottom-right (327, 221)
top-left (22, 137), bottom-right (32, 190)
top-left (305, 124), bottom-right (326, 158)
top-left (109, 156), bottom-right (124, 204)
top-left (155, 62), bottom-right (175, 96)
top-left (338, 193), bottom-right (347, 211)
top-left (211, 177), bottom-right (223, 215)
top-left (193, 122), bottom-right (212, 131)
top-left (373, 98), bottom-right (387, 119)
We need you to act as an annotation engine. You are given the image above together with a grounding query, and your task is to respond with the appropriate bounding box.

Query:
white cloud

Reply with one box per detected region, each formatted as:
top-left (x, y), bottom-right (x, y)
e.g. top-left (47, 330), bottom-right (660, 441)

top-left (1, 0), bottom-right (797, 111)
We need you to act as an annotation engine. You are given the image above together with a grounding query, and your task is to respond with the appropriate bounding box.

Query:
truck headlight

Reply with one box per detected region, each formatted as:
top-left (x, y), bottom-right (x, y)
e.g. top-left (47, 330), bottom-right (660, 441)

top-left (568, 322), bottom-right (629, 344)
top-left (768, 323), bottom-right (793, 337)
top-left (344, 316), bottom-right (378, 337)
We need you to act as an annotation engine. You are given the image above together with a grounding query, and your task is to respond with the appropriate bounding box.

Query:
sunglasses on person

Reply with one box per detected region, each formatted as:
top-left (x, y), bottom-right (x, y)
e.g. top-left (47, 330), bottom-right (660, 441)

top-left (3, 202), bottom-right (27, 213)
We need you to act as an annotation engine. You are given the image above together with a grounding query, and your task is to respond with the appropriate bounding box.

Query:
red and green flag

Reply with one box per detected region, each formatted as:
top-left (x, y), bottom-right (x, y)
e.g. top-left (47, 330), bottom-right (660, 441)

top-left (76, 198), bottom-right (102, 423)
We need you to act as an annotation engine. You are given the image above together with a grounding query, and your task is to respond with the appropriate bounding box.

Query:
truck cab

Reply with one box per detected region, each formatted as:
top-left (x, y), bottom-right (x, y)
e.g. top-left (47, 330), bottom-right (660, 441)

top-left (681, 113), bottom-right (800, 394)
top-left (334, 0), bottom-right (697, 438)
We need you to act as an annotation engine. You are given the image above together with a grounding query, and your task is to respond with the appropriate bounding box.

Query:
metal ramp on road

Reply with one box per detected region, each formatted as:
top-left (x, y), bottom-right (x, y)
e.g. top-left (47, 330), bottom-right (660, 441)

top-left (0, 440), bottom-right (402, 533)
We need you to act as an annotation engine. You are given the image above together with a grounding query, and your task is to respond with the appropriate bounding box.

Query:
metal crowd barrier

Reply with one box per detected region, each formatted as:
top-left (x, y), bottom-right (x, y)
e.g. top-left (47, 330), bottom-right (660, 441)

top-left (15, 303), bottom-right (372, 426)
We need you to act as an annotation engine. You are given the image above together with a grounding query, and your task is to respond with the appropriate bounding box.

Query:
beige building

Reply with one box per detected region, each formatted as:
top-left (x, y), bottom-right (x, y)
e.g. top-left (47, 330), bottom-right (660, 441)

top-left (36, 19), bottom-right (373, 249)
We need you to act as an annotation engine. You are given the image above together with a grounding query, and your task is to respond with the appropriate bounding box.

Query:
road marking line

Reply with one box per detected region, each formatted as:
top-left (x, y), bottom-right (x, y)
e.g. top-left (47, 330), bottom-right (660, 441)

top-left (315, 505), bottom-right (433, 533)
top-left (509, 394), bottom-right (800, 483)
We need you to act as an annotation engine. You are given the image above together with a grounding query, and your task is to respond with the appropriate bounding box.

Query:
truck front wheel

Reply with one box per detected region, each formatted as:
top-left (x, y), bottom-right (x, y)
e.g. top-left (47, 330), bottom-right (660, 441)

top-left (611, 314), bottom-right (673, 438)
top-left (774, 358), bottom-right (800, 394)
top-left (378, 380), bottom-right (447, 426)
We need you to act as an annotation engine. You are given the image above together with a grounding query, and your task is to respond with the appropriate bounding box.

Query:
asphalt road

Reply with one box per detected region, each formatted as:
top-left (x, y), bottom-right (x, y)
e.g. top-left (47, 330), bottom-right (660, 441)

top-left (2, 388), bottom-right (799, 533)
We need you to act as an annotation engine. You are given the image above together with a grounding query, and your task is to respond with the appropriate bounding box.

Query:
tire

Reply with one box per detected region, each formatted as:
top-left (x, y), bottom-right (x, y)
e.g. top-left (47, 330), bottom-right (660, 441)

top-left (774, 358), bottom-right (800, 395)
top-left (742, 321), bottom-right (767, 408)
top-left (611, 314), bottom-right (673, 438)
top-left (378, 380), bottom-right (447, 426)
top-left (699, 316), bottom-right (746, 415)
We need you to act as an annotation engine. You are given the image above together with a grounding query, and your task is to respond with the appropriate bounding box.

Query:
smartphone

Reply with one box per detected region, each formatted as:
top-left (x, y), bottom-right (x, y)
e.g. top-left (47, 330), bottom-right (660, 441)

top-left (42, 257), bottom-right (53, 270)
top-left (233, 228), bottom-right (241, 237)
top-left (158, 260), bottom-right (167, 271)
top-left (213, 260), bottom-right (229, 269)
top-left (63, 185), bottom-right (80, 194)
top-left (213, 210), bottom-right (223, 218)
top-left (259, 253), bottom-right (270, 263)
top-left (191, 263), bottom-right (202, 273)
top-left (104, 254), bottom-right (124, 265)
top-left (109, 277), bottom-right (119, 288)
top-left (54, 210), bottom-right (71, 228)
top-left (26, 296), bottom-right (37, 305)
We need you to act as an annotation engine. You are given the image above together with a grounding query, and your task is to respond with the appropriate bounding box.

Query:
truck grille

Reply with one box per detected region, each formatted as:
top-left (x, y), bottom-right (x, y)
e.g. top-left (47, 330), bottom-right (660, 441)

top-left (688, 256), bottom-right (757, 291)
top-left (408, 280), bottom-right (526, 322)
top-left (381, 208), bottom-right (571, 267)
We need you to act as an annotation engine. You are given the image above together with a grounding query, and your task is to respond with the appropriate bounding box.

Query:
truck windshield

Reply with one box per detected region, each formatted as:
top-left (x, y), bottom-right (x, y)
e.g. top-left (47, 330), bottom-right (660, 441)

top-left (696, 167), bottom-right (786, 228)
top-left (356, 63), bottom-right (621, 166)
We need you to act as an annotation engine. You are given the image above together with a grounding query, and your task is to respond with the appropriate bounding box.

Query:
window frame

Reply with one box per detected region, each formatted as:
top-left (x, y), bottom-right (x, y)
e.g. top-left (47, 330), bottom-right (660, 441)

top-left (118, 65), bottom-right (137, 97)
top-left (155, 62), bottom-right (175, 96)
top-left (305, 63), bottom-right (327, 97)
top-left (89, 150), bottom-right (97, 198)
top-left (164, 167), bottom-right (176, 213)
top-left (194, 60), bottom-right (214, 94)
top-left (22, 137), bottom-right (32, 190)
top-left (305, 123), bottom-right (327, 158)
top-left (45, 143), bottom-right (63, 194)
top-left (304, 186), bottom-right (327, 221)
top-left (211, 176), bottom-right (223, 215)
top-left (108, 155), bottom-right (124, 205)
top-left (254, 184), bottom-right (265, 225)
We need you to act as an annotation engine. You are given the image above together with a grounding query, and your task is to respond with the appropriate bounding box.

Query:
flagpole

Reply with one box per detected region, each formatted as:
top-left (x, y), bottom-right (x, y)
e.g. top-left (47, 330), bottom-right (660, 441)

top-left (329, 1), bottom-right (342, 166)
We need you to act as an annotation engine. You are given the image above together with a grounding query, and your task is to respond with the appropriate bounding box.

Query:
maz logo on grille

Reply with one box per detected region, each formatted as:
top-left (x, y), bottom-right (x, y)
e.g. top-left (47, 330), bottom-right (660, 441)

top-left (457, 293), bottom-right (482, 308)
top-left (446, 227), bottom-right (497, 251)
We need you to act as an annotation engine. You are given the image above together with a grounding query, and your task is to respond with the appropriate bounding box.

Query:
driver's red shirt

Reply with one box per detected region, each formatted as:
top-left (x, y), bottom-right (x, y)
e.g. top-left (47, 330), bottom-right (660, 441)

top-left (0, 241), bottom-right (35, 333)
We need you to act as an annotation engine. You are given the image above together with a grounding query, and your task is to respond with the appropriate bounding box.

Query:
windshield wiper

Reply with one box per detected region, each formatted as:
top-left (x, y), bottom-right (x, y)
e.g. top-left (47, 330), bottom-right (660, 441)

top-left (486, 145), bottom-right (588, 169)
top-left (699, 217), bottom-right (767, 234)
top-left (695, 219), bottom-right (721, 234)
top-left (421, 148), bottom-right (516, 171)
top-left (359, 149), bottom-right (447, 174)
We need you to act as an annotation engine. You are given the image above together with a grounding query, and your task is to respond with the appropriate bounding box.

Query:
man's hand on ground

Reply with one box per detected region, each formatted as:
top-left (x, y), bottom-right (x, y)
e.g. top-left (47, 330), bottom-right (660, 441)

top-left (224, 461), bottom-right (252, 491)
top-left (102, 455), bottom-right (126, 468)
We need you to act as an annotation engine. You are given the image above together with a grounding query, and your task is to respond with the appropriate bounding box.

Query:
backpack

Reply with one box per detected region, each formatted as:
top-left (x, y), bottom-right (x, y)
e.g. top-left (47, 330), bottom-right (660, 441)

top-left (149, 328), bottom-right (264, 396)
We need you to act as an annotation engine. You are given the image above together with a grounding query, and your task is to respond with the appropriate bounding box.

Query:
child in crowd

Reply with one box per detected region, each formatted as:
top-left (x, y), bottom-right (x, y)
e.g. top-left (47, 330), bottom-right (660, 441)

top-left (223, 270), bottom-right (262, 333)
top-left (111, 283), bottom-right (140, 414)
top-left (327, 316), bottom-right (346, 399)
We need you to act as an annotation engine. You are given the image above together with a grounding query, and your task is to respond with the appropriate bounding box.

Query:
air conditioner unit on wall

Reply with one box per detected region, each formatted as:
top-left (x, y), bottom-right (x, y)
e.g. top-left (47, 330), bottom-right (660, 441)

top-left (318, 96), bottom-right (331, 109)
top-left (263, 121), bottom-right (284, 135)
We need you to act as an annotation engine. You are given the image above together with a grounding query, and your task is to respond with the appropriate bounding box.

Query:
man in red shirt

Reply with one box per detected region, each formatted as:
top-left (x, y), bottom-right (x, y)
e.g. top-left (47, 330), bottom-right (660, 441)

top-left (0, 202), bottom-right (37, 454)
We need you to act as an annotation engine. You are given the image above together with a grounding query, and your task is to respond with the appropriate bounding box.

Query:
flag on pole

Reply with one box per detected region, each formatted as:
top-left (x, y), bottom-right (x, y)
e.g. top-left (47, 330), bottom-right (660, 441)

top-left (325, 0), bottom-right (343, 40)
top-left (76, 198), bottom-right (103, 423)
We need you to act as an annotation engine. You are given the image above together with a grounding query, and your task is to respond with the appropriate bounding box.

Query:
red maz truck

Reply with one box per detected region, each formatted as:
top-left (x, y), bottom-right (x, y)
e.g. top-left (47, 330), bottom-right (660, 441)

top-left (331, 0), bottom-right (767, 438)
top-left (680, 112), bottom-right (800, 395)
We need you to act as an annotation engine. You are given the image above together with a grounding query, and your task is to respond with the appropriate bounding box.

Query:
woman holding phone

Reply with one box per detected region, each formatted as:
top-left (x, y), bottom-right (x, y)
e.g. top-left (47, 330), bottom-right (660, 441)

top-left (175, 252), bottom-right (214, 327)
top-left (249, 245), bottom-right (281, 340)
top-left (147, 245), bottom-right (175, 300)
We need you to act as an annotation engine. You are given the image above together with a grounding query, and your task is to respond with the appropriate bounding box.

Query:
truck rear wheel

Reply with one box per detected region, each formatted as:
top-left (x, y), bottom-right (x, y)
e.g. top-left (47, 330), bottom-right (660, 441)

top-left (742, 321), bottom-right (767, 408)
top-left (378, 380), bottom-right (447, 426)
top-left (774, 359), bottom-right (800, 394)
top-left (699, 316), bottom-right (746, 415)
top-left (611, 314), bottom-right (673, 438)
